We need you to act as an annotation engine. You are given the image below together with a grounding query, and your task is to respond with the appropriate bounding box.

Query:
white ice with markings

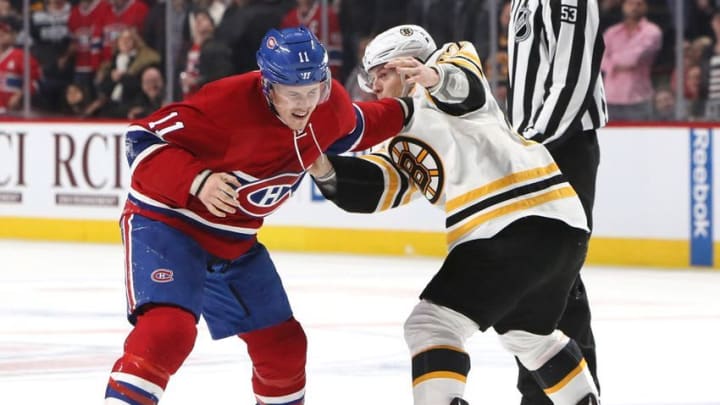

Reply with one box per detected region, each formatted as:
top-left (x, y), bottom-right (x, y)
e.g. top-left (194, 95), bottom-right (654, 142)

top-left (1, 240), bottom-right (719, 404)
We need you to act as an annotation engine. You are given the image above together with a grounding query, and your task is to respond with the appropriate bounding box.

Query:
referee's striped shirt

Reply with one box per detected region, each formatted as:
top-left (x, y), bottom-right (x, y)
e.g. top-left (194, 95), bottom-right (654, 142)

top-left (508, 0), bottom-right (608, 145)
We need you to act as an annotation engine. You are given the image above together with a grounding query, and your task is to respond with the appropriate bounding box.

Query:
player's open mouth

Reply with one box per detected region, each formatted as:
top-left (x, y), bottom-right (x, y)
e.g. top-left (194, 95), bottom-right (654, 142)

top-left (292, 112), bottom-right (308, 119)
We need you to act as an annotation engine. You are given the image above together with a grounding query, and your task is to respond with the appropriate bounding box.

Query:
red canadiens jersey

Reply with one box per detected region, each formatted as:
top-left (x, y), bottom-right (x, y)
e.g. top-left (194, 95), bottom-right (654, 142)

top-left (123, 71), bottom-right (404, 259)
top-left (68, 0), bottom-right (111, 73)
top-left (280, 3), bottom-right (343, 78)
top-left (97, 0), bottom-right (148, 63)
top-left (0, 48), bottom-right (41, 111)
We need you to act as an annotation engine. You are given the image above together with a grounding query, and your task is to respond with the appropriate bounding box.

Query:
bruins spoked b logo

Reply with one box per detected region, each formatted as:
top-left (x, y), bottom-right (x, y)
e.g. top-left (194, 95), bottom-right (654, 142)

top-left (389, 136), bottom-right (444, 204)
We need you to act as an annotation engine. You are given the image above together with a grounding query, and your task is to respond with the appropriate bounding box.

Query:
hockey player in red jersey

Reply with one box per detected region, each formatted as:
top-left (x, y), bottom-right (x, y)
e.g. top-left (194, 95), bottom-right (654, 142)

top-left (104, 26), bottom-right (406, 405)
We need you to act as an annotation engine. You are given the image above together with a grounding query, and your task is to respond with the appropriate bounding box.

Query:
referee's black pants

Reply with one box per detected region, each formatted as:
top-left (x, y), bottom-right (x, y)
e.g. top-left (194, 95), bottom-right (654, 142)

top-left (517, 130), bottom-right (601, 405)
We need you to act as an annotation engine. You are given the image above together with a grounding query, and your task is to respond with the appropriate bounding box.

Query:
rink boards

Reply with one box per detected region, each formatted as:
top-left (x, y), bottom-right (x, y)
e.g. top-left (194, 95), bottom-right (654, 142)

top-left (0, 120), bottom-right (717, 269)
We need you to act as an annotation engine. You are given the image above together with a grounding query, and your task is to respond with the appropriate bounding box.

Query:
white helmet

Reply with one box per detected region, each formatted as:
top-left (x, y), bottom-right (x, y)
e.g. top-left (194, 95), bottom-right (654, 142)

top-left (358, 25), bottom-right (437, 92)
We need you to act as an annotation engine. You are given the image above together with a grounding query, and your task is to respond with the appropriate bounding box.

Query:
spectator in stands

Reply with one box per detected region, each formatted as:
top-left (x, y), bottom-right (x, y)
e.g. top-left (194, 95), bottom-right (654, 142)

top-left (126, 65), bottom-right (165, 119)
top-left (68, 0), bottom-right (112, 95)
top-left (30, 0), bottom-right (73, 114)
top-left (191, 0), bottom-right (227, 27)
top-left (601, 0), bottom-right (662, 121)
top-left (215, 0), bottom-right (292, 74)
top-left (185, 0), bottom-right (228, 56)
top-left (671, 37), bottom-right (711, 119)
top-left (60, 82), bottom-right (94, 116)
top-left (685, 64), bottom-right (705, 119)
top-left (87, 27), bottom-right (160, 117)
top-left (179, 9), bottom-right (234, 98)
top-left (3, 1), bottom-right (29, 46)
top-left (98, 0), bottom-right (149, 65)
top-left (179, 8), bottom-right (209, 98)
top-left (651, 87), bottom-right (676, 121)
top-left (0, 16), bottom-right (42, 114)
top-left (280, 0), bottom-right (342, 78)
top-left (701, 10), bottom-right (720, 119)
top-left (0, 0), bottom-right (19, 18)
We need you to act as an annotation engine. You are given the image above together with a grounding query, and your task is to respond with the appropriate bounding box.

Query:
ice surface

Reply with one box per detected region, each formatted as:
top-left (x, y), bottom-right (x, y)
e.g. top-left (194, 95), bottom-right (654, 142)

top-left (1, 240), bottom-right (719, 404)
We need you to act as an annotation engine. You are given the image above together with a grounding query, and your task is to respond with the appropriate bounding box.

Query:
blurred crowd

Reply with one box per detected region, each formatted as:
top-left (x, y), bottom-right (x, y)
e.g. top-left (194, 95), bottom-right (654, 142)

top-left (0, 0), bottom-right (718, 121)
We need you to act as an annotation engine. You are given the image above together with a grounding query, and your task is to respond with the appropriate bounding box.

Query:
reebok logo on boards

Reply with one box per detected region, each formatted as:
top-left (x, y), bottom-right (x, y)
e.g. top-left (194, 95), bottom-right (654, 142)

top-left (690, 129), bottom-right (713, 266)
top-left (692, 131), bottom-right (711, 238)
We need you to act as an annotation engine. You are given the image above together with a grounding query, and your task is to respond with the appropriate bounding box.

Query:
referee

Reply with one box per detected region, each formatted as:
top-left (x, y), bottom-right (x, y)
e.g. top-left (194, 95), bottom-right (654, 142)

top-left (507, 1), bottom-right (607, 404)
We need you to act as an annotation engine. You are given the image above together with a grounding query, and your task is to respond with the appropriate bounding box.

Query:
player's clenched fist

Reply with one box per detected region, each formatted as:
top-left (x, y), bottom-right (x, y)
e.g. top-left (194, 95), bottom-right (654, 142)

top-left (191, 170), bottom-right (241, 217)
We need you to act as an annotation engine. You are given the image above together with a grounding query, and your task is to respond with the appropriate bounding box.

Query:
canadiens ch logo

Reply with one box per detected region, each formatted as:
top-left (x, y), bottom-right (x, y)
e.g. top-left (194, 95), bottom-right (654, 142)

top-left (266, 36), bottom-right (277, 49)
top-left (388, 136), bottom-right (444, 204)
top-left (514, 6), bottom-right (532, 42)
top-left (234, 173), bottom-right (301, 217)
top-left (151, 269), bottom-right (174, 283)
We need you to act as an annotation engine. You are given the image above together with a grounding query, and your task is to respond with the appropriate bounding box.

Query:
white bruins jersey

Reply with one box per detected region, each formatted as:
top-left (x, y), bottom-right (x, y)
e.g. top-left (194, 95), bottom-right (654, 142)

top-left (359, 41), bottom-right (588, 250)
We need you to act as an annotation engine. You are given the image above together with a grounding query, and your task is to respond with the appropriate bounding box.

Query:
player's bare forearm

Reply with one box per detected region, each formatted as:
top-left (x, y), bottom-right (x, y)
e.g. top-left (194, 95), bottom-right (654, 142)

top-left (309, 154), bottom-right (338, 198)
top-left (308, 154), bottom-right (334, 178)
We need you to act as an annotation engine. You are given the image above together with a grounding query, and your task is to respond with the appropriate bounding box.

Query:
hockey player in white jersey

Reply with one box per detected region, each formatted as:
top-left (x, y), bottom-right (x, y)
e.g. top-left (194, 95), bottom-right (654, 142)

top-left (309, 25), bottom-right (600, 405)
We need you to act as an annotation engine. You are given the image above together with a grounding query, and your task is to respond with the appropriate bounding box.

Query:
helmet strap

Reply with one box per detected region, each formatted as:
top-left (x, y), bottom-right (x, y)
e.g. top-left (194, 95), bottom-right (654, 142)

top-left (261, 79), bottom-right (283, 122)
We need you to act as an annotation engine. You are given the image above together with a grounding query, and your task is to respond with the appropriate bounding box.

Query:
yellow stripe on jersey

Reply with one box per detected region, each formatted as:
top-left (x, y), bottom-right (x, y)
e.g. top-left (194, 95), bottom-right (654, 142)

top-left (414, 344), bottom-right (466, 355)
top-left (447, 186), bottom-right (577, 245)
top-left (363, 154), bottom-right (400, 211)
top-left (436, 42), bottom-right (484, 78)
top-left (401, 183), bottom-right (419, 205)
top-left (412, 371), bottom-right (468, 387)
top-left (457, 48), bottom-right (483, 69)
top-left (512, 131), bottom-right (537, 146)
top-left (440, 58), bottom-right (481, 78)
top-left (446, 162), bottom-right (561, 212)
top-left (437, 42), bottom-right (461, 61)
top-left (543, 359), bottom-right (588, 395)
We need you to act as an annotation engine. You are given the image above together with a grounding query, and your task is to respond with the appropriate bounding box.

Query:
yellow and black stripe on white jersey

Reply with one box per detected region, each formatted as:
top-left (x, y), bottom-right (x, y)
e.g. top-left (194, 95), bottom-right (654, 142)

top-left (329, 41), bottom-right (588, 251)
